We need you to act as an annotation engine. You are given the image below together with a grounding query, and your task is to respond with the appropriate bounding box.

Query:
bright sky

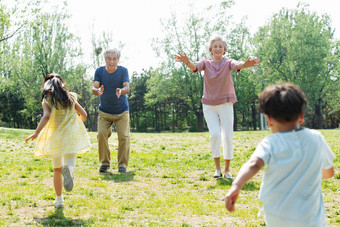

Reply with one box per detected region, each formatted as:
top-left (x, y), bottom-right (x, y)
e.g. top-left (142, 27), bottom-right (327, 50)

top-left (66, 0), bottom-right (339, 75)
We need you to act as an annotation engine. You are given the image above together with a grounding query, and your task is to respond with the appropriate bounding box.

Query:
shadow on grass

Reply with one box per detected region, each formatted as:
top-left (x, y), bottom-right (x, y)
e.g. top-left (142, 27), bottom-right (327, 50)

top-left (100, 171), bottom-right (135, 182)
top-left (34, 207), bottom-right (87, 226)
top-left (242, 181), bottom-right (260, 191)
top-left (216, 178), bottom-right (233, 186)
top-left (217, 179), bottom-right (260, 191)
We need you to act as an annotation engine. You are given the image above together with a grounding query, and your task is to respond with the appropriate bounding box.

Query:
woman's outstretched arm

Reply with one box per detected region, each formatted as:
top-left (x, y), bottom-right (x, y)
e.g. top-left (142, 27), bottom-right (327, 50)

top-left (174, 52), bottom-right (197, 71)
top-left (236, 57), bottom-right (260, 70)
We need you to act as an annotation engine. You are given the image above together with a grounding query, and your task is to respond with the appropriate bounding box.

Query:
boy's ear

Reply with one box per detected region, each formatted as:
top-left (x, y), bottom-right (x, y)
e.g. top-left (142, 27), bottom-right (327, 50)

top-left (299, 112), bottom-right (305, 124)
top-left (266, 115), bottom-right (273, 127)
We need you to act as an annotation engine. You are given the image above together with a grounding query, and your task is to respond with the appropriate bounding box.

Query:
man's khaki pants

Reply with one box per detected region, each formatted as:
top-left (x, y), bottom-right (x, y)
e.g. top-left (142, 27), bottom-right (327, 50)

top-left (97, 110), bottom-right (130, 168)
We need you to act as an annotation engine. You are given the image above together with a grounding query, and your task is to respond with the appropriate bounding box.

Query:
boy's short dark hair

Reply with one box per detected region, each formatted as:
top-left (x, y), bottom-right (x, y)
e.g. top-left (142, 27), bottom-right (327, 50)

top-left (258, 83), bottom-right (307, 122)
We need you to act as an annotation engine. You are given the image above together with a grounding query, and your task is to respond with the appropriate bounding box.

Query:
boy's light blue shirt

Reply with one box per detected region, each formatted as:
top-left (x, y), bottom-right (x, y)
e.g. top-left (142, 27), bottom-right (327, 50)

top-left (252, 128), bottom-right (334, 227)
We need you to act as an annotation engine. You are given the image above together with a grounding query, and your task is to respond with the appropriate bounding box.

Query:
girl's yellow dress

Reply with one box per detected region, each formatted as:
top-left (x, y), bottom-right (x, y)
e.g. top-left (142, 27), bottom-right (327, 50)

top-left (34, 92), bottom-right (91, 158)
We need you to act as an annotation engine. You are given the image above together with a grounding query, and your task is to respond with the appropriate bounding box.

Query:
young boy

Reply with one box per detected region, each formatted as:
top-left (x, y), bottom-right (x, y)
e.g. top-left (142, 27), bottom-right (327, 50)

top-left (225, 83), bottom-right (335, 226)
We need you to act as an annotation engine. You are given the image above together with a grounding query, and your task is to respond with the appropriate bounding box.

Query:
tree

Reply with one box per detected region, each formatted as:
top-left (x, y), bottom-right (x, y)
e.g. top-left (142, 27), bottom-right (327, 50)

top-left (31, 11), bottom-right (77, 77)
top-left (253, 3), bottom-right (340, 128)
top-left (144, 67), bottom-right (191, 131)
top-left (0, 0), bottom-right (41, 128)
top-left (0, 1), bottom-right (92, 129)
top-left (0, 78), bottom-right (26, 128)
top-left (128, 70), bottom-right (149, 131)
top-left (0, 0), bottom-right (34, 43)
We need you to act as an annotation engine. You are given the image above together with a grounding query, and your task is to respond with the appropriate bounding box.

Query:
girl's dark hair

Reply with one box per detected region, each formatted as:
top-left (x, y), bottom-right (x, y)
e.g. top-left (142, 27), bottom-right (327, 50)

top-left (258, 83), bottom-right (307, 122)
top-left (41, 74), bottom-right (75, 109)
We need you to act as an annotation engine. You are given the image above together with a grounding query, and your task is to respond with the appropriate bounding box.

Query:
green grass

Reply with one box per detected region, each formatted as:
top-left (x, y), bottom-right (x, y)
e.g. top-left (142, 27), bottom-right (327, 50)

top-left (0, 127), bottom-right (339, 226)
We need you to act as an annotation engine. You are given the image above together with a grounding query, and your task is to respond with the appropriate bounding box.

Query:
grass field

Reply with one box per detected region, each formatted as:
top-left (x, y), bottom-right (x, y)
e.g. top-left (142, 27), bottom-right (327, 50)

top-left (0, 127), bottom-right (339, 226)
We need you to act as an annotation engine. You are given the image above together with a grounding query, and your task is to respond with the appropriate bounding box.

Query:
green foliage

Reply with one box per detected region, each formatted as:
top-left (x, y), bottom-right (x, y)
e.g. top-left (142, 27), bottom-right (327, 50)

top-left (31, 12), bottom-right (74, 77)
top-left (0, 82), bottom-right (25, 128)
top-left (0, 4), bottom-right (11, 39)
top-left (129, 70), bottom-right (150, 131)
top-left (253, 3), bottom-right (340, 128)
top-left (0, 1), bottom-right (93, 130)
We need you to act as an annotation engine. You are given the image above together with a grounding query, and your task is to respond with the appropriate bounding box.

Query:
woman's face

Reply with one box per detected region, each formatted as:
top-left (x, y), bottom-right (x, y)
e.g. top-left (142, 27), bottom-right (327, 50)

top-left (210, 40), bottom-right (225, 59)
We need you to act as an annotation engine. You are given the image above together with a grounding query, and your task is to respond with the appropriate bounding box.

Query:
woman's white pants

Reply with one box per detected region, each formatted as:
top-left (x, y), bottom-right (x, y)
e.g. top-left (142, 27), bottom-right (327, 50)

top-left (203, 103), bottom-right (233, 159)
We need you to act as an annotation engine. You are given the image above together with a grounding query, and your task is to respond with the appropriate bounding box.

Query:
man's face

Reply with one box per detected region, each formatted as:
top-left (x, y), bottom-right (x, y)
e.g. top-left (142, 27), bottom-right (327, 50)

top-left (105, 53), bottom-right (119, 71)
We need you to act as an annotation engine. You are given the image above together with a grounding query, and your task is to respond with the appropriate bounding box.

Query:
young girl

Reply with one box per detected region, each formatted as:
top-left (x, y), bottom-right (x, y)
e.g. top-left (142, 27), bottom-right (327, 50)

top-left (174, 36), bottom-right (260, 179)
top-left (25, 73), bottom-right (91, 208)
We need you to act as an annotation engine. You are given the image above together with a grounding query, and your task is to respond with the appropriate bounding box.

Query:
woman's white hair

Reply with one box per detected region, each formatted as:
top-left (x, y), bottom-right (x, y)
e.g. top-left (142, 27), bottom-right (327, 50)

top-left (208, 36), bottom-right (228, 55)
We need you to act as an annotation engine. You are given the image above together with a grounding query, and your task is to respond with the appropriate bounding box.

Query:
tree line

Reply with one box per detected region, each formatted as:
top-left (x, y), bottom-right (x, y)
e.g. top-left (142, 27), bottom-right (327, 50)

top-left (1, 0), bottom-right (339, 132)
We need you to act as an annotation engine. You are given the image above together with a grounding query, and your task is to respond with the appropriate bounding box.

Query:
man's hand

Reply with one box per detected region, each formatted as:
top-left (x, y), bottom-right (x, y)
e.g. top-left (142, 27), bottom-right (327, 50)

top-left (97, 85), bottom-right (104, 96)
top-left (116, 88), bottom-right (122, 99)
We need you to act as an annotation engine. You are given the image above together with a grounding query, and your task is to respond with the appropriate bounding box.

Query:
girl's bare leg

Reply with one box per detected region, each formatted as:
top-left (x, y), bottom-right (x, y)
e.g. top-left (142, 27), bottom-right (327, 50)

top-left (54, 168), bottom-right (63, 196)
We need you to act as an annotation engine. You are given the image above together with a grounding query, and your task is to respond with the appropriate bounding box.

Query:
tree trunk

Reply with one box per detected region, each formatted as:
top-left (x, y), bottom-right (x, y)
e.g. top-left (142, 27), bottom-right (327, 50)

top-left (155, 106), bottom-right (159, 131)
top-left (233, 108), bottom-right (237, 131)
top-left (196, 103), bottom-right (204, 132)
top-left (196, 111), bottom-right (204, 132)
top-left (252, 103), bottom-right (257, 130)
top-left (313, 103), bottom-right (323, 129)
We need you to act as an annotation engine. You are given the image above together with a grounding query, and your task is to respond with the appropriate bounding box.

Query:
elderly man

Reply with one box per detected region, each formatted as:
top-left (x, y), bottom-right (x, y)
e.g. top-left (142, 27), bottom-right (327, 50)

top-left (92, 48), bottom-right (130, 173)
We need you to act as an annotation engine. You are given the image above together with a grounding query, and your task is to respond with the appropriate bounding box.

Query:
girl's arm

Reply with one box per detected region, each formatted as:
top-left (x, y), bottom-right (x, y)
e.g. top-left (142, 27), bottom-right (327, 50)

top-left (75, 102), bottom-right (87, 122)
top-left (25, 103), bottom-right (51, 142)
top-left (174, 52), bottom-right (197, 71)
top-left (236, 57), bottom-right (260, 70)
top-left (225, 156), bottom-right (264, 212)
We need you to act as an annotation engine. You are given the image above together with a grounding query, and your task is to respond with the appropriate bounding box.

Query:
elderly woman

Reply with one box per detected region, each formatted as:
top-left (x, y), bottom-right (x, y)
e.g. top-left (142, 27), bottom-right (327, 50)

top-left (174, 36), bottom-right (260, 179)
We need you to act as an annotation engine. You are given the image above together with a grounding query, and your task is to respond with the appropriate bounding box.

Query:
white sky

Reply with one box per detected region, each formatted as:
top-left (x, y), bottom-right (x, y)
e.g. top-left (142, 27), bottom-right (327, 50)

top-left (66, 0), bottom-right (340, 75)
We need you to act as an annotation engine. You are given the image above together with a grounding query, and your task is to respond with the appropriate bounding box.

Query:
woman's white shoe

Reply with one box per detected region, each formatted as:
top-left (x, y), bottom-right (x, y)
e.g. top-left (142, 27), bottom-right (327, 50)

top-left (213, 170), bottom-right (222, 178)
top-left (224, 172), bottom-right (233, 180)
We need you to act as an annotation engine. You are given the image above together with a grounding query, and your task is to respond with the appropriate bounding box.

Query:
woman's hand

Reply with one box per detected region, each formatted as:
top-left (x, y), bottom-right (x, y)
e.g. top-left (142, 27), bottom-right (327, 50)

top-left (174, 52), bottom-right (197, 71)
top-left (174, 52), bottom-right (190, 64)
top-left (244, 57), bottom-right (260, 67)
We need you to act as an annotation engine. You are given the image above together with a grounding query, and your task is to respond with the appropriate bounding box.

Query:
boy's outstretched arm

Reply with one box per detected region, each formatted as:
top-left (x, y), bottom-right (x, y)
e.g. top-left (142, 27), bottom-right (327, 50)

top-left (322, 167), bottom-right (334, 179)
top-left (225, 156), bottom-right (264, 212)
